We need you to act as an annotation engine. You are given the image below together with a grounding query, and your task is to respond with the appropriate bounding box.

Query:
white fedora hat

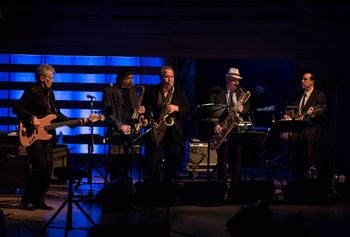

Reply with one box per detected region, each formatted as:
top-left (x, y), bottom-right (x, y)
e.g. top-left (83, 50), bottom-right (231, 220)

top-left (225, 68), bottom-right (242, 79)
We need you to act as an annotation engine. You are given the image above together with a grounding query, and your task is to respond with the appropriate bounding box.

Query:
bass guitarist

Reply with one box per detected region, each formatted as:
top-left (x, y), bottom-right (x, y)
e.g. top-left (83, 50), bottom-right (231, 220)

top-left (12, 64), bottom-right (87, 210)
top-left (209, 67), bottom-right (251, 195)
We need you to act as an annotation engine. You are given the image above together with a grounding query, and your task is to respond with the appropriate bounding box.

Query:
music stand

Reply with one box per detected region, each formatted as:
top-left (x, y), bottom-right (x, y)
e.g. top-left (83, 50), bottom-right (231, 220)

top-left (266, 119), bottom-right (309, 181)
top-left (190, 103), bottom-right (227, 178)
top-left (274, 119), bottom-right (308, 133)
top-left (228, 131), bottom-right (267, 180)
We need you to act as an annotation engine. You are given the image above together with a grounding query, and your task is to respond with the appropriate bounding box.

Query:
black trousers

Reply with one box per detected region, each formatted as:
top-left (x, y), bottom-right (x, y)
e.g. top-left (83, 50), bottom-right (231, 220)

top-left (144, 129), bottom-right (183, 183)
top-left (23, 140), bottom-right (53, 204)
top-left (216, 138), bottom-right (243, 190)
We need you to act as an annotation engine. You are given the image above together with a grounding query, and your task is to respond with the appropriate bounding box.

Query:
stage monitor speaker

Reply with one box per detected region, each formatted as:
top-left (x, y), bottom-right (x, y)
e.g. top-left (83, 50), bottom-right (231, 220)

top-left (231, 180), bottom-right (275, 203)
top-left (94, 178), bottom-right (134, 212)
top-left (186, 142), bottom-right (217, 173)
top-left (178, 180), bottom-right (226, 203)
top-left (226, 200), bottom-right (273, 236)
top-left (133, 181), bottom-right (178, 207)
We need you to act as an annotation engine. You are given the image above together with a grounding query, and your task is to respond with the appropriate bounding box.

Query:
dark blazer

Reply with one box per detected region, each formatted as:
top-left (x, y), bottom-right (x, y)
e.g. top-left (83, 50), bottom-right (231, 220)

top-left (294, 88), bottom-right (326, 124)
top-left (102, 84), bottom-right (141, 131)
top-left (144, 84), bottom-right (190, 142)
top-left (12, 84), bottom-right (70, 139)
top-left (209, 86), bottom-right (251, 123)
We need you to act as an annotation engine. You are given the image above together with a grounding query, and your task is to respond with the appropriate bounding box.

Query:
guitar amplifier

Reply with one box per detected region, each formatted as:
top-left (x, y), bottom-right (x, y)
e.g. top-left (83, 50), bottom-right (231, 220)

top-left (186, 142), bottom-right (217, 173)
top-left (0, 134), bottom-right (29, 189)
top-left (51, 145), bottom-right (68, 180)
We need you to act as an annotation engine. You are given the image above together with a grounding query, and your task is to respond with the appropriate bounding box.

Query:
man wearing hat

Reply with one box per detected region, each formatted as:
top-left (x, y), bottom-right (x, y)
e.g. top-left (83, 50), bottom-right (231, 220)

top-left (209, 67), bottom-right (251, 197)
top-left (102, 67), bottom-right (146, 181)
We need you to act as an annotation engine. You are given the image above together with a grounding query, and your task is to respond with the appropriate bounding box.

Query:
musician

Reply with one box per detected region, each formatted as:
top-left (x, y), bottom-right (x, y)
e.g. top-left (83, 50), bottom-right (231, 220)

top-left (102, 67), bottom-right (146, 181)
top-left (209, 67), bottom-right (251, 193)
top-left (283, 72), bottom-right (327, 181)
top-left (12, 64), bottom-right (87, 210)
top-left (143, 66), bottom-right (190, 183)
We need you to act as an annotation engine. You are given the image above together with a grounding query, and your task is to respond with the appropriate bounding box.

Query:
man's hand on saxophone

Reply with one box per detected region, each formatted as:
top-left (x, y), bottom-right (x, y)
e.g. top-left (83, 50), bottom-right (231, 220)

top-left (167, 104), bottom-right (179, 114)
top-left (120, 124), bottom-right (132, 135)
top-left (138, 105), bottom-right (146, 114)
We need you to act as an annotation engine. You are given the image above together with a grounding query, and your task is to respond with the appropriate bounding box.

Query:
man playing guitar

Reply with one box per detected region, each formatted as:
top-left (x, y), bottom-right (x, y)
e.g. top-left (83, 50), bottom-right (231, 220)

top-left (12, 64), bottom-right (88, 210)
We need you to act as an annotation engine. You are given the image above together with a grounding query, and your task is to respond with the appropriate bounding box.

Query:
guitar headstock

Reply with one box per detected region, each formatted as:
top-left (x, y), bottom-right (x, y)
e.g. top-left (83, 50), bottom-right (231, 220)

top-left (88, 114), bottom-right (105, 123)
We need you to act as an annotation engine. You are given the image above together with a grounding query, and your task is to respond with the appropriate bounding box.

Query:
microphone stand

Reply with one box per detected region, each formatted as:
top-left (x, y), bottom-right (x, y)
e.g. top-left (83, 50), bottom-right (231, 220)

top-left (86, 96), bottom-right (95, 196)
top-left (75, 95), bottom-right (105, 198)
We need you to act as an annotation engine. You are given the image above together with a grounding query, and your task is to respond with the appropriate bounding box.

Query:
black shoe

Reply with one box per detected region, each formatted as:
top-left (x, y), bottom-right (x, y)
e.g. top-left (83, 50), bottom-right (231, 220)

top-left (307, 166), bottom-right (318, 180)
top-left (33, 202), bottom-right (54, 210)
top-left (20, 197), bottom-right (35, 211)
top-left (19, 204), bottom-right (35, 211)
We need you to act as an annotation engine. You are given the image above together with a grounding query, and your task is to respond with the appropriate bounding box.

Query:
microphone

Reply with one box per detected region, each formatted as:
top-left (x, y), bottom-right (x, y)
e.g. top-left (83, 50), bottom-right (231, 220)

top-left (87, 94), bottom-right (96, 100)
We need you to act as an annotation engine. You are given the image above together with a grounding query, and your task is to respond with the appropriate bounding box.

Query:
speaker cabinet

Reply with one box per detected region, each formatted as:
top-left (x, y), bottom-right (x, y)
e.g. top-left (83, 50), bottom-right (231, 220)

top-left (186, 142), bottom-right (217, 173)
top-left (230, 180), bottom-right (275, 203)
top-left (0, 144), bottom-right (29, 189)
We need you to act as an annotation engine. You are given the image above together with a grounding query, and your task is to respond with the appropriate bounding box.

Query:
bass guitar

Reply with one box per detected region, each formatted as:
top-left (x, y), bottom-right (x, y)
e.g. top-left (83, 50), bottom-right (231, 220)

top-left (19, 114), bottom-right (105, 147)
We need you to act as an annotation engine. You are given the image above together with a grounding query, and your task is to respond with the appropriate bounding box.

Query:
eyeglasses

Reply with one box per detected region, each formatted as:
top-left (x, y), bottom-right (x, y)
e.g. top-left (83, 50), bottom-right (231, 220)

top-left (302, 77), bottom-right (309, 81)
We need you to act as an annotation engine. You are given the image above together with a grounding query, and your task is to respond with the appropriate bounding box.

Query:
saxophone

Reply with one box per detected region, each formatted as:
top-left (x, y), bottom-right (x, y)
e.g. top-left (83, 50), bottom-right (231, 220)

top-left (209, 89), bottom-right (251, 150)
top-left (131, 85), bottom-right (148, 134)
top-left (152, 86), bottom-right (175, 144)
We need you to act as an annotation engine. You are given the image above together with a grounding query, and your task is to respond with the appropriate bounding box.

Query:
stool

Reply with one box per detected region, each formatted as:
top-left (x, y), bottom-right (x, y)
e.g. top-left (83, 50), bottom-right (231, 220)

top-left (41, 167), bottom-right (95, 234)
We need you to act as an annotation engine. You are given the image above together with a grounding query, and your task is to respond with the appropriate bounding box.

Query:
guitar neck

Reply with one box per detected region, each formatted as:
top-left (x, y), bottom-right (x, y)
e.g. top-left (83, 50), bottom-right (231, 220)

top-left (45, 119), bottom-right (81, 131)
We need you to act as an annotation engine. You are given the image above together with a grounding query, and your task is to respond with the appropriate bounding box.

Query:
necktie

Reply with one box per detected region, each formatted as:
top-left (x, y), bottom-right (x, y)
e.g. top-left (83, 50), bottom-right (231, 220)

top-left (301, 93), bottom-right (307, 107)
top-left (299, 93), bottom-right (306, 114)
top-left (229, 91), bottom-right (234, 106)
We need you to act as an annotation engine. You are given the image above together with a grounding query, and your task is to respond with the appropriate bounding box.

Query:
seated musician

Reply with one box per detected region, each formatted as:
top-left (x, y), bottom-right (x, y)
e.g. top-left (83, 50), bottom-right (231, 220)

top-left (281, 72), bottom-right (328, 182)
top-left (209, 67), bottom-right (251, 193)
top-left (102, 67), bottom-right (146, 181)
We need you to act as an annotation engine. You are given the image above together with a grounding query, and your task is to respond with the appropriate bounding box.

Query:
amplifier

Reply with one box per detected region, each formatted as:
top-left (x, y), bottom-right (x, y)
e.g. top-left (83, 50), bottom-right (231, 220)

top-left (51, 145), bottom-right (68, 180)
top-left (0, 142), bottom-right (29, 189)
top-left (187, 142), bottom-right (217, 173)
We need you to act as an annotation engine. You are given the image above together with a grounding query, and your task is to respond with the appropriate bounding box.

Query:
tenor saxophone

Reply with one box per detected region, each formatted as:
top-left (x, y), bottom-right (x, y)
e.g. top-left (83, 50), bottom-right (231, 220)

top-left (209, 89), bottom-right (251, 150)
top-left (152, 86), bottom-right (174, 144)
top-left (132, 85), bottom-right (148, 134)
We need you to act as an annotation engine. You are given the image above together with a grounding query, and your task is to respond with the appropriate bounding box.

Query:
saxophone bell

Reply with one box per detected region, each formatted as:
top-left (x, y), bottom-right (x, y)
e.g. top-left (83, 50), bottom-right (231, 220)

top-left (163, 114), bottom-right (174, 126)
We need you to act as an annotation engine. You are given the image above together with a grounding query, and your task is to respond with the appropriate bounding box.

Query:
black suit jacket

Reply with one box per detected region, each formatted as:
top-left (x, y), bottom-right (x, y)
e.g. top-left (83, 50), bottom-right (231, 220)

top-left (294, 88), bottom-right (326, 124)
top-left (12, 84), bottom-right (70, 140)
top-left (144, 84), bottom-right (190, 142)
top-left (209, 86), bottom-right (251, 123)
top-left (102, 84), bottom-right (141, 131)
